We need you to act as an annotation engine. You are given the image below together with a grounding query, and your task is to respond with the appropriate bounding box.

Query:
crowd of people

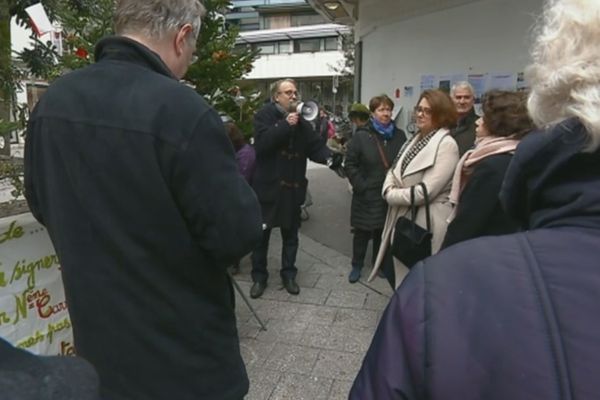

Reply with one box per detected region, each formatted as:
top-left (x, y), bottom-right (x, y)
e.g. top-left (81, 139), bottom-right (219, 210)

top-left (350, 0), bottom-right (600, 398)
top-left (2, 0), bottom-right (597, 399)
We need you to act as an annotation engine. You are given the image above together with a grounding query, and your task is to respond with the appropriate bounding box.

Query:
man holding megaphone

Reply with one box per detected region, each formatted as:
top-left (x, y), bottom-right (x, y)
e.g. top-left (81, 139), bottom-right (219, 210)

top-left (250, 78), bottom-right (343, 299)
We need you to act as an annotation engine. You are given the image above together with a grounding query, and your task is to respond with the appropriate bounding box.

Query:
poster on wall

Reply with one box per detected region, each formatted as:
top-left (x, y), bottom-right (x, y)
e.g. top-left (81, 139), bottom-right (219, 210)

top-left (488, 72), bottom-right (516, 91)
top-left (516, 72), bottom-right (529, 92)
top-left (0, 213), bottom-right (74, 355)
top-left (467, 73), bottom-right (488, 103)
top-left (438, 73), bottom-right (467, 94)
top-left (420, 74), bottom-right (436, 93)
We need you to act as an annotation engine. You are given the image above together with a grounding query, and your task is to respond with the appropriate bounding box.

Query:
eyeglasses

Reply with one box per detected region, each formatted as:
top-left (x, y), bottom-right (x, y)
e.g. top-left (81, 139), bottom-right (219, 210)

top-left (414, 106), bottom-right (433, 116)
top-left (279, 90), bottom-right (298, 97)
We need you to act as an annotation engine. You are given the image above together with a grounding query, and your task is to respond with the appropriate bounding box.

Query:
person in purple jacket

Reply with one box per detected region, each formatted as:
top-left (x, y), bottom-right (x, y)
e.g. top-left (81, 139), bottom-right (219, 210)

top-left (225, 122), bottom-right (256, 184)
top-left (225, 121), bottom-right (256, 274)
top-left (350, 0), bottom-right (600, 398)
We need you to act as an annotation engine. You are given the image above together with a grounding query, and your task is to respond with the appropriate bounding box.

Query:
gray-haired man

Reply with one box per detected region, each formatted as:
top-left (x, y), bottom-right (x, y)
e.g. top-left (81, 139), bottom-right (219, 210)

top-left (24, 1), bottom-right (262, 399)
top-left (249, 78), bottom-right (342, 299)
top-left (450, 81), bottom-right (479, 156)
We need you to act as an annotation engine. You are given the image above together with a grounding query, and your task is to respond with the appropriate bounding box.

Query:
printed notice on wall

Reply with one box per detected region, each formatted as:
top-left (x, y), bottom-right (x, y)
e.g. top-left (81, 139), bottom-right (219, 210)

top-left (420, 74), bottom-right (437, 93)
top-left (488, 72), bottom-right (516, 91)
top-left (0, 213), bottom-right (74, 355)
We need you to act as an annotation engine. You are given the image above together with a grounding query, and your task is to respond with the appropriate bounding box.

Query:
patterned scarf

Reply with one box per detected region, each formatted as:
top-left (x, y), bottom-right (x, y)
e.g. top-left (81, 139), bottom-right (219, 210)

top-left (370, 117), bottom-right (395, 141)
top-left (399, 130), bottom-right (437, 175)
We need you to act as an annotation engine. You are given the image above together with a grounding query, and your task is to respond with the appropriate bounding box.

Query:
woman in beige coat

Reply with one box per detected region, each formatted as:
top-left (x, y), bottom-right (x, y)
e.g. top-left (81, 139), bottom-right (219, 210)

top-left (369, 89), bottom-right (460, 288)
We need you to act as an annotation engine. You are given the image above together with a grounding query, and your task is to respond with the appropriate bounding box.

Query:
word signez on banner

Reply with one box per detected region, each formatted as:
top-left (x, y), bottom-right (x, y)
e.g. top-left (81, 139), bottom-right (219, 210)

top-left (0, 213), bottom-right (74, 355)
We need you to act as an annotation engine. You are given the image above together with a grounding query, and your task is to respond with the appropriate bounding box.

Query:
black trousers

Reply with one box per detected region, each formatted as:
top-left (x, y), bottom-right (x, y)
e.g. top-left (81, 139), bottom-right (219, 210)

top-left (351, 228), bottom-right (383, 269)
top-left (251, 225), bottom-right (299, 283)
top-left (352, 228), bottom-right (396, 288)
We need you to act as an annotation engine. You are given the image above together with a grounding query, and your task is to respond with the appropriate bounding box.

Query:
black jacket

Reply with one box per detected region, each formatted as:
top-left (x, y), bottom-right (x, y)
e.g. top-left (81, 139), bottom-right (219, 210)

top-left (451, 108), bottom-right (478, 156)
top-left (252, 102), bottom-right (331, 228)
top-left (344, 124), bottom-right (406, 230)
top-left (442, 153), bottom-right (520, 248)
top-left (24, 37), bottom-right (262, 400)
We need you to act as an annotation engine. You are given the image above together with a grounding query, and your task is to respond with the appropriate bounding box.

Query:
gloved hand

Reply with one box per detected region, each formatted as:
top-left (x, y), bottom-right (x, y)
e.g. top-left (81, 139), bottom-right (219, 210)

top-left (327, 153), bottom-right (346, 178)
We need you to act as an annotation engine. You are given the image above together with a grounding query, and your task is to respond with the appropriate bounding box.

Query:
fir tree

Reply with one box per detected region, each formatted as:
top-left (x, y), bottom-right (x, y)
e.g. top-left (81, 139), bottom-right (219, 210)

top-left (13, 0), bottom-right (261, 135)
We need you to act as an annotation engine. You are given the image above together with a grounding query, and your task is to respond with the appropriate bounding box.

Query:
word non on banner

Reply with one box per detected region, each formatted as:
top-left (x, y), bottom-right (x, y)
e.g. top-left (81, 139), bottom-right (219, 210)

top-left (0, 212), bottom-right (74, 355)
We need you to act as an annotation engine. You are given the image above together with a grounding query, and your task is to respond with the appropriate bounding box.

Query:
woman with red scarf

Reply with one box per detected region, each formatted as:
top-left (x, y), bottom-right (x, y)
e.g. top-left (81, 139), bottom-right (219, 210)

top-left (442, 90), bottom-right (535, 249)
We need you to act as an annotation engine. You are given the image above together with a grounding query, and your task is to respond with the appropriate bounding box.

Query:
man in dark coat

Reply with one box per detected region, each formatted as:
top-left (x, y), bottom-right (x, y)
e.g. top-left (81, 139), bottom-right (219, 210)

top-left (250, 79), bottom-right (339, 299)
top-left (450, 81), bottom-right (478, 156)
top-left (23, 1), bottom-right (262, 399)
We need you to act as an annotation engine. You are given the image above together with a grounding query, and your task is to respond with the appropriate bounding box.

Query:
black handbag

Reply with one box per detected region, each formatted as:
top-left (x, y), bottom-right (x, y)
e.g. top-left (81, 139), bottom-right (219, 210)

top-left (391, 182), bottom-right (432, 268)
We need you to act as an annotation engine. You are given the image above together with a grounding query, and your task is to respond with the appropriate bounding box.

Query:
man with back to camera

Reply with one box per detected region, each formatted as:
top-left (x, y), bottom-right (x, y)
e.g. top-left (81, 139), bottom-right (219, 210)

top-left (24, 1), bottom-right (263, 399)
top-left (450, 81), bottom-right (479, 156)
top-left (249, 78), bottom-right (342, 299)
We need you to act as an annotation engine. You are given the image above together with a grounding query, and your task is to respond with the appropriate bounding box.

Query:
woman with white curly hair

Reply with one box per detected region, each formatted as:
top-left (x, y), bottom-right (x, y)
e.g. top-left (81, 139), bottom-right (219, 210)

top-left (349, 1), bottom-right (600, 398)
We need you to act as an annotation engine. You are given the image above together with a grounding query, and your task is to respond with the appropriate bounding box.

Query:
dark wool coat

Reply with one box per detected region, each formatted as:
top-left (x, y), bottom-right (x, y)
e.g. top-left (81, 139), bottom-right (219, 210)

top-left (0, 338), bottom-right (100, 400)
top-left (350, 117), bottom-right (600, 400)
top-left (252, 102), bottom-right (331, 228)
top-left (344, 124), bottom-right (406, 231)
top-left (24, 37), bottom-right (262, 400)
top-left (451, 107), bottom-right (479, 156)
top-left (442, 153), bottom-right (520, 248)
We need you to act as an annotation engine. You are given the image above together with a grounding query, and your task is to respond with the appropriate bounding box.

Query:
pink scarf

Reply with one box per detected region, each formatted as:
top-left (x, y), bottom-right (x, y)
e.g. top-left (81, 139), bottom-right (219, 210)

top-left (449, 136), bottom-right (520, 208)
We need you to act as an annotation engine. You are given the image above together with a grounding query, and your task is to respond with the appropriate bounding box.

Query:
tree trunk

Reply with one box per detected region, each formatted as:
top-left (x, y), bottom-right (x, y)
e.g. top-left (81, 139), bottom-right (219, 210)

top-left (0, 0), bottom-right (12, 156)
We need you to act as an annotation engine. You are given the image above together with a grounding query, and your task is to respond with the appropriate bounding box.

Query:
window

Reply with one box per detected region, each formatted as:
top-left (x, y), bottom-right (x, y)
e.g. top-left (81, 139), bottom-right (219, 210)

top-left (291, 13), bottom-right (326, 27)
top-left (294, 38), bottom-right (321, 53)
top-left (233, 44), bottom-right (251, 54)
top-left (256, 42), bottom-right (276, 55)
top-left (253, 41), bottom-right (292, 55)
top-left (278, 41), bottom-right (292, 54)
top-left (324, 37), bottom-right (338, 51)
top-left (239, 17), bottom-right (259, 32)
top-left (263, 14), bottom-right (291, 29)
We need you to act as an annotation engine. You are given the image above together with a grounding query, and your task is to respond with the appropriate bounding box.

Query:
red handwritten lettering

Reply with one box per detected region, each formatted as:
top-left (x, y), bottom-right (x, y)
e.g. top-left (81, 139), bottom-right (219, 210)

top-left (60, 341), bottom-right (76, 356)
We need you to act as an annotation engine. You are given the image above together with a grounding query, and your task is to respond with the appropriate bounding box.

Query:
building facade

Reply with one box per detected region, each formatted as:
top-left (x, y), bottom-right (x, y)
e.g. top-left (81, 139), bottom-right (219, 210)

top-left (228, 0), bottom-right (353, 115)
top-left (308, 0), bottom-right (544, 131)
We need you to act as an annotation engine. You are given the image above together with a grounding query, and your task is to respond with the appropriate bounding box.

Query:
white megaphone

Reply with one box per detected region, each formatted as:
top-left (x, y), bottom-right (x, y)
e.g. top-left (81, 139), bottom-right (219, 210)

top-left (292, 100), bottom-right (319, 122)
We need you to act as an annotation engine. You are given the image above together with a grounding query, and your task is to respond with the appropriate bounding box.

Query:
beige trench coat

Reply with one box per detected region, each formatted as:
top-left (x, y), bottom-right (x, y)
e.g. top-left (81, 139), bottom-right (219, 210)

top-left (368, 128), bottom-right (459, 286)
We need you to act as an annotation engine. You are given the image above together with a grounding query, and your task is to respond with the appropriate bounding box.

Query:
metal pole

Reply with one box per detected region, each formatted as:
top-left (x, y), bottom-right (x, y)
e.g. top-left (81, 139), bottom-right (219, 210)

top-left (229, 273), bottom-right (267, 331)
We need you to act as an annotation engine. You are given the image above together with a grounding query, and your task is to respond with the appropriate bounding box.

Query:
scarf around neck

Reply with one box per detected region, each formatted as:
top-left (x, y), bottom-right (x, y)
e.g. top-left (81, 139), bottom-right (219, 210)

top-left (448, 135), bottom-right (520, 211)
top-left (370, 117), bottom-right (395, 140)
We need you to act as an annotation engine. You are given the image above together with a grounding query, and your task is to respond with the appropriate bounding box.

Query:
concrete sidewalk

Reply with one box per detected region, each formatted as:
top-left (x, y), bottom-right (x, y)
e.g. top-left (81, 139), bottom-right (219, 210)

top-left (233, 231), bottom-right (394, 400)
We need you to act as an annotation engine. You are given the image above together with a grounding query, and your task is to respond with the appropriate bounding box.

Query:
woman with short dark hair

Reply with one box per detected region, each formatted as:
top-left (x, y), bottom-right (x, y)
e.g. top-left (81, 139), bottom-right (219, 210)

top-left (344, 94), bottom-right (406, 283)
top-left (442, 90), bottom-right (535, 249)
top-left (368, 89), bottom-right (459, 288)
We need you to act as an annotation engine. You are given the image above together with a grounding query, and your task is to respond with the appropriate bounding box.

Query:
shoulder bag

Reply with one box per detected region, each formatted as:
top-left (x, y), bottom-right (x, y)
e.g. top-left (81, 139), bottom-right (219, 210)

top-left (391, 182), bottom-right (432, 268)
top-left (371, 134), bottom-right (390, 170)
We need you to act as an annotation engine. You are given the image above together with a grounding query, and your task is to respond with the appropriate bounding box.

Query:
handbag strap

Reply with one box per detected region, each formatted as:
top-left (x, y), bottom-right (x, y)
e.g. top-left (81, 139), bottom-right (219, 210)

top-left (371, 134), bottom-right (390, 170)
top-left (409, 182), bottom-right (431, 232)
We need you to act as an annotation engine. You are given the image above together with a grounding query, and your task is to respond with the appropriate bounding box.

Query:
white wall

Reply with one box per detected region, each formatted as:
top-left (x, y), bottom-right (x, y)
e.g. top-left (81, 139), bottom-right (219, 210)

top-left (356, 0), bottom-right (543, 129)
top-left (245, 50), bottom-right (345, 79)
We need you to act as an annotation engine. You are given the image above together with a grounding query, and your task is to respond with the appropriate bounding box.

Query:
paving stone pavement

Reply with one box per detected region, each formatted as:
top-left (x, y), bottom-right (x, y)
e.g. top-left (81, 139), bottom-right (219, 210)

top-left (232, 231), bottom-right (394, 400)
